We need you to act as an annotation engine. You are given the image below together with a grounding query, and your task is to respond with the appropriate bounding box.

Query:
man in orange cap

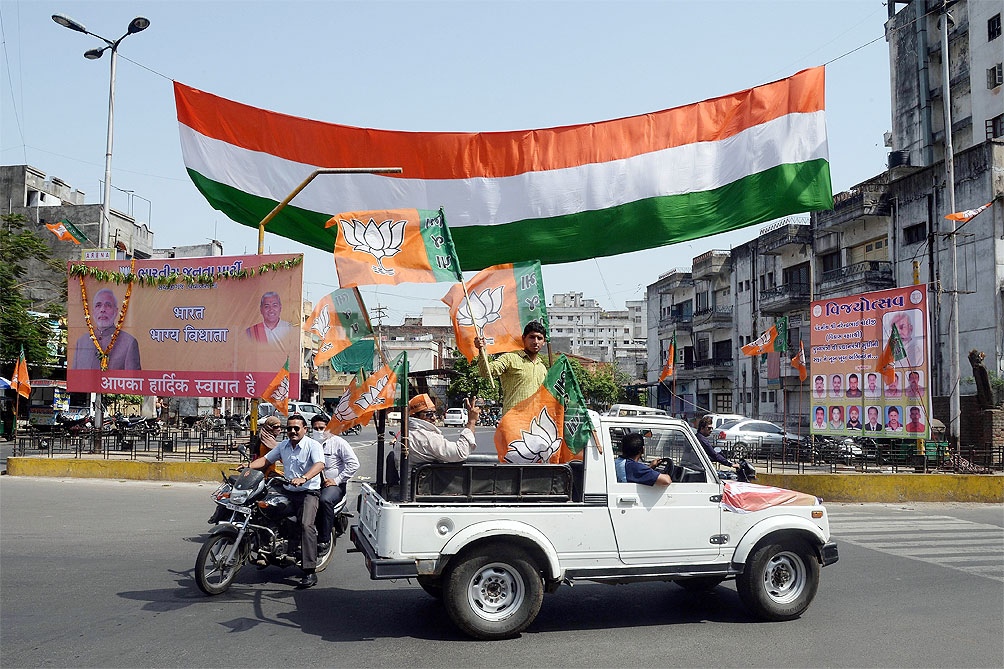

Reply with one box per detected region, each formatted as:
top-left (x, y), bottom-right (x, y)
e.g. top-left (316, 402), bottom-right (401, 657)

top-left (406, 394), bottom-right (480, 464)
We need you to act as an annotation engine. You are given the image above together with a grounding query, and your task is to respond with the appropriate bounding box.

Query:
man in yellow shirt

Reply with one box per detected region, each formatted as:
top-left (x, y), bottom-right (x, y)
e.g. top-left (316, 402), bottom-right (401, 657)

top-left (474, 321), bottom-right (548, 416)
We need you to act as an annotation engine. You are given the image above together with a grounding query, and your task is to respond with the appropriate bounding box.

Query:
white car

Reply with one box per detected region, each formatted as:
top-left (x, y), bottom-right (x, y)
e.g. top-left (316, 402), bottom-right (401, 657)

top-left (443, 408), bottom-right (468, 426)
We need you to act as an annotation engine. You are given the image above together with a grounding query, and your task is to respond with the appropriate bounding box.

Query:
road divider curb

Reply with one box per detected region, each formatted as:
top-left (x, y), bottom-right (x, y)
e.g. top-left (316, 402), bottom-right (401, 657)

top-left (6, 457), bottom-right (233, 483)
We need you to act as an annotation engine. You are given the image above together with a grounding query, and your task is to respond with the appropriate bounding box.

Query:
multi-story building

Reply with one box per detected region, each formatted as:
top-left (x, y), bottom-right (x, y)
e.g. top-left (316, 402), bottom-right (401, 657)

top-left (548, 292), bottom-right (647, 377)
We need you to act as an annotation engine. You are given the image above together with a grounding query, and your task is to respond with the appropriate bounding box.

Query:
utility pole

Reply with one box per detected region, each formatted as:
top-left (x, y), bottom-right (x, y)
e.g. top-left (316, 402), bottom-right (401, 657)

top-left (939, 1), bottom-right (961, 450)
top-left (372, 305), bottom-right (388, 357)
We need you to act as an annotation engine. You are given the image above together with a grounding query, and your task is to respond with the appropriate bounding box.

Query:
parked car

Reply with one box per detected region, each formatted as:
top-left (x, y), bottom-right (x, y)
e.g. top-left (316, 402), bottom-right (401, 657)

top-left (702, 413), bottom-right (747, 430)
top-left (716, 419), bottom-right (810, 459)
top-left (245, 401), bottom-right (329, 423)
top-left (443, 407), bottom-right (468, 427)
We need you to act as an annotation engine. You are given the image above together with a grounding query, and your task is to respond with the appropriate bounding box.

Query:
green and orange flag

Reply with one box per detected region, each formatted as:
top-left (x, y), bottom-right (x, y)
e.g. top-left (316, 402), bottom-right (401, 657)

top-left (261, 358), bottom-right (290, 415)
top-left (44, 219), bottom-right (87, 244)
top-left (875, 323), bottom-right (906, 385)
top-left (495, 355), bottom-right (591, 464)
top-left (658, 333), bottom-right (676, 382)
top-left (741, 316), bottom-right (788, 356)
top-left (305, 288), bottom-right (372, 367)
top-left (11, 347), bottom-right (31, 399)
top-left (791, 340), bottom-right (808, 383)
top-left (326, 352), bottom-right (405, 433)
top-left (442, 261), bottom-right (548, 361)
top-left (327, 207), bottom-right (463, 287)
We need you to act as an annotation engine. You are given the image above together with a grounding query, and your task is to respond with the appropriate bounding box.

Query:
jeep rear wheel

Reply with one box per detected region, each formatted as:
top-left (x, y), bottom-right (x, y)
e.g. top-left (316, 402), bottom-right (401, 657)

top-left (737, 539), bottom-right (819, 621)
top-left (443, 545), bottom-right (544, 640)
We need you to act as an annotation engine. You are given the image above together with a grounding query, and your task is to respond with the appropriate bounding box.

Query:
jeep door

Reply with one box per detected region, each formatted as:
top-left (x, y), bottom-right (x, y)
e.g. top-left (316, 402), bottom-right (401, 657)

top-left (608, 424), bottom-right (723, 564)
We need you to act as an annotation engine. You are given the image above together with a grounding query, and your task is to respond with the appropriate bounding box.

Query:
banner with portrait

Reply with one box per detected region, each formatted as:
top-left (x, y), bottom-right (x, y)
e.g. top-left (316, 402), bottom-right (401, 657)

top-left (66, 254), bottom-right (303, 398)
top-left (809, 286), bottom-right (931, 439)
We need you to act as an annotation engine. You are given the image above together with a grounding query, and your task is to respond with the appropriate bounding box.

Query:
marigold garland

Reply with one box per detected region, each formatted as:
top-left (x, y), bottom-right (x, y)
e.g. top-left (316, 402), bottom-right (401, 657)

top-left (67, 255), bottom-right (302, 287)
top-left (80, 259), bottom-right (135, 371)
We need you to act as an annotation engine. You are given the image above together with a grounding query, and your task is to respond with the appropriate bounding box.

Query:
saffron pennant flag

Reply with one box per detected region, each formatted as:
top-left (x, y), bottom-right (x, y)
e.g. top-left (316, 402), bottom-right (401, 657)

top-left (44, 219), bottom-right (87, 244)
top-left (261, 359), bottom-right (290, 415)
top-left (741, 317), bottom-right (788, 356)
top-left (658, 334), bottom-right (676, 382)
top-left (875, 323), bottom-right (907, 385)
top-left (495, 355), bottom-right (590, 464)
top-left (11, 347), bottom-right (31, 399)
top-left (324, 370), bottom-right (365, 435)
top-left (305, 288), bottom-right (372, 367)
top-left (441, 261), bottom-right (548, 361)
top-left (328, 352), bottom-right (405, 433)
top-left (327, 208), bottom-right (463, 287)
top-left (945, 202), bottom-right (992, 223)
top-left (175, 67), bottom-right (831, 271)
top-left (791, 340), bottom-right (808, 383)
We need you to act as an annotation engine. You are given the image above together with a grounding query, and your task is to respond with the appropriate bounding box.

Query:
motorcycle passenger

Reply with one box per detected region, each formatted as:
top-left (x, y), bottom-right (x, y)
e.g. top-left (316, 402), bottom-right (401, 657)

top-left (310, 414), bottom-right (359, 556)
top-left (247, 413), bottom-right (325, 589)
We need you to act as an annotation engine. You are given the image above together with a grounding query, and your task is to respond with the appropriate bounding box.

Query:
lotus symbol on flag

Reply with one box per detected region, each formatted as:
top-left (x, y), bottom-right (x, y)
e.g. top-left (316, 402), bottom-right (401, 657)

top-left (354, 375), bottom-right (389, 411)
top-left (341, 217), bottom-right (406, 275)
top-left (504, 408), bottom-right (561, 464)
top-left (458, 287), bottom-right (504, 330)
top-left (269, 376), bottom-right (289, 403)
top-left (332, 392), bottom-right (359, 423)
top-left (311, 306), bottom-right (331, 338)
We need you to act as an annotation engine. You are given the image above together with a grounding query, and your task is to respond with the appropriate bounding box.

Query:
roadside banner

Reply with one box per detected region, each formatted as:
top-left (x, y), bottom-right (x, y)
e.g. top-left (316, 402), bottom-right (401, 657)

top-left (809, 286), bottom-right (930, 439)
top-left (65, 253), bottom-right (303, 397)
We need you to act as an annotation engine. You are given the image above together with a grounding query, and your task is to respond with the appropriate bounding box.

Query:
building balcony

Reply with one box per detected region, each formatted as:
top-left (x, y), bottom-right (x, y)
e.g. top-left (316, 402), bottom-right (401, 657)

top-left (692, 250), bottom-right (730, 279)
top-left (813, 184), bottom-right (890, 232)
top-left (758, 220), bottom-right (812, 255)
top-left (760, 284), bottom-right (812, 314)
top-left (692, 305), bottom-right (733, 331)
top-left (690, 356), bottom-right (734, 380)
top-left (818, 261), bottom-right (895, 295)
top-left (655, 268), bottom-right (694, 292)
top-left (658, 313), bottom-right (693, 333)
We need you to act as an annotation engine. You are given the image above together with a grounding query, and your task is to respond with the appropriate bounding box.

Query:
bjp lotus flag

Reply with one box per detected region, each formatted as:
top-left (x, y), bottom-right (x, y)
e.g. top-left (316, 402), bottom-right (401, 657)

top-left (261, 359), bottom-right (290, 415)
top-left (327, 207), bottom-right (463, 287)
top-left (875, 323), bottom-right (906, 385)
top-left (11, 347), bottom-right (31, 399)
top-left (945, 202), bottom-right (992, 223)
top-left (328, 352), bottom-right (405, 432)
top-left (305, 288), bottom-right (372, 367)
top-left (495, 355), bottom-right (590, 464)
top-left (741, 317), bottom-right (788, 356)
top-left (324, 371), bottom-right (365, 435)
top-left (658, 334), bottom-right (676, 382)
top-left (791, 341), bottom-right (808, 383)
top-left (45, 219), bottom-right (87, 244)
top-left (442, 261), bottom-right (548, 361)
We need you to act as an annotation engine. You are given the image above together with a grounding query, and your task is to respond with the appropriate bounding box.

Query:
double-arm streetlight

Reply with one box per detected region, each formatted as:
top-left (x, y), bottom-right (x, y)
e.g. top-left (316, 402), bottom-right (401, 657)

top-left (52, 13), bottom-right (150, 249)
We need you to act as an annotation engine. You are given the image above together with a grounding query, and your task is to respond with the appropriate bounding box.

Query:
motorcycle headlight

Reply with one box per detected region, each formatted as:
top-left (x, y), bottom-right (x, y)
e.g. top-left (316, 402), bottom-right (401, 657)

top-left (229, 489), bottom-right (250, 505)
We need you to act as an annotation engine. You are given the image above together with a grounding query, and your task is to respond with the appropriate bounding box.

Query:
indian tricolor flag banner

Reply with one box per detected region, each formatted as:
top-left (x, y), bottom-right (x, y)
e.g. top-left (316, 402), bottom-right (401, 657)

top-left (495, 355), bottom-right (591, 464)
top-left (174, 67), bottom-right (831, 270)
top-left (305, 288), bottom-right (372, 367)
top-left (441, 261), bottom-right (548, 361)
top-left (327, 207), bottom-right (463, 287)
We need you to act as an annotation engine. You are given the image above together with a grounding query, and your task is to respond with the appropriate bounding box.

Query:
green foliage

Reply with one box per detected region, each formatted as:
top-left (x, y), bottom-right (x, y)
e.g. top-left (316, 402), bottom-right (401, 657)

top-left (446, 349), bottom-right (501, 406)
top-left (566, 358), bottom-right (629, 410)
top-left (0, 213), bottom-right (59, 373)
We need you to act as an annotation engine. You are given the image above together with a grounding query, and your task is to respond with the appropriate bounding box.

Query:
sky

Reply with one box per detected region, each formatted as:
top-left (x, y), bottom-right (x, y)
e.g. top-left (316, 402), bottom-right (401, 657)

top-left (1, 0), bottom-right (894, 325)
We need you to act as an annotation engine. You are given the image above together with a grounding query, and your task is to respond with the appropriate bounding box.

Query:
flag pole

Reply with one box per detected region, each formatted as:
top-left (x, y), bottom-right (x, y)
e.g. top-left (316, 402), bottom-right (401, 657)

top-left (461, 278), bottom-right (495, 389)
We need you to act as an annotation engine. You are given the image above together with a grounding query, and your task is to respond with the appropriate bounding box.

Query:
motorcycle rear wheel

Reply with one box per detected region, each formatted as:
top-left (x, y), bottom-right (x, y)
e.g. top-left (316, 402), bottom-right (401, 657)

top-left (196, 533), bottom-right (244, 595)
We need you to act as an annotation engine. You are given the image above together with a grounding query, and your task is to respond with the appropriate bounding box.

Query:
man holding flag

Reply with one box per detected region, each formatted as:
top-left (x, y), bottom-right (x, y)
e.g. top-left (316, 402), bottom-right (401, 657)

top-left (475, 321), bottom-right (548, 416)
top-left (406, 394), bottom-right (481, 464)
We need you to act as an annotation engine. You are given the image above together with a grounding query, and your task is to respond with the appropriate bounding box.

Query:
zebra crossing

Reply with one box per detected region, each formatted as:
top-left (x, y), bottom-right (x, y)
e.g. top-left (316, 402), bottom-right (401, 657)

top-left (828, 507), bottom-right (1004, 582)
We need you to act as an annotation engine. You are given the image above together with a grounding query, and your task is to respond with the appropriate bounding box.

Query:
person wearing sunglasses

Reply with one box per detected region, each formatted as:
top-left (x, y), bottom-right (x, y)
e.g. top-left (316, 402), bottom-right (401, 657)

top-left (248, 413), bottom-right (325, 588)
top-left (406, 394), bottom-right (480, 465)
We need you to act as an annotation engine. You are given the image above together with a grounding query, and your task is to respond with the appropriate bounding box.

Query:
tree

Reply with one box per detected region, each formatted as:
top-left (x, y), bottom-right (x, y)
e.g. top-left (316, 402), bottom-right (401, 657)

top-left (446, 349), bottom-right (501, 407)
top-left (0, 213), bottom-right (60, 373)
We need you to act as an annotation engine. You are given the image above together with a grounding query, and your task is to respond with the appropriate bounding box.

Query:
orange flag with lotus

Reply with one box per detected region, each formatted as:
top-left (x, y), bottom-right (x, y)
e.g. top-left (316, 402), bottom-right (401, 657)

top-left (261, 358), bottom-right (290, 415)
top-left (442, 261), bottom-right (548, 361)
top-left (327, 208), bottom-right (463, 287)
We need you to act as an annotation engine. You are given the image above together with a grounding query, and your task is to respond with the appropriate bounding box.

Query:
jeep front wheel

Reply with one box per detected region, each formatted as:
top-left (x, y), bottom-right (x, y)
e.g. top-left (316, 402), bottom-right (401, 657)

top-left (443, 545), bottom-right (544, 640)
top-left (737, 540), bottom-right (819, 621)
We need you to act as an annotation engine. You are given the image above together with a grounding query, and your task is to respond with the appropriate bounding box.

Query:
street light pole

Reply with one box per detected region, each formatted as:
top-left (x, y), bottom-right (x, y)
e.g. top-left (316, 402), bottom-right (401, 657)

top-left (52, 13), bottom-right (150, 248)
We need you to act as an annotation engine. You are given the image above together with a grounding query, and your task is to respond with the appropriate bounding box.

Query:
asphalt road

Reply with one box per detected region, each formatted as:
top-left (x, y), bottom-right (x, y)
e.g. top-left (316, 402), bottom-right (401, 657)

top-left (2, 428), bottom-right (1002, 668)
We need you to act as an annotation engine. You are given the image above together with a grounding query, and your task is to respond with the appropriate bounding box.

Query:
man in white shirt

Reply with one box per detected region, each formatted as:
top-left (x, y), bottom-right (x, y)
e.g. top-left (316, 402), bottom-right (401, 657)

top-left (248, 414), bottom-right (325, 588)
top-left (406, 394), bottom-right (479, 464)
top-left (310, 414), bottom-right (359, 555)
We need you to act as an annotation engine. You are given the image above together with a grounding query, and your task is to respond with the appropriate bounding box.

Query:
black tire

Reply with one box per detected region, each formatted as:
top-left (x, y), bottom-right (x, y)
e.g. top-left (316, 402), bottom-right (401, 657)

top-left (416, 576), bottom-right (443, 599)
top-left (195, 533), bottom-right (244, 595)
top-left (443, 545), bottom-right (544, 640)
top-left (675, 575), bottom-right (726, 592)
top-left (315, 529), bottom-right (336, 573)
top-left (737, 539), bottom-right (820, 621)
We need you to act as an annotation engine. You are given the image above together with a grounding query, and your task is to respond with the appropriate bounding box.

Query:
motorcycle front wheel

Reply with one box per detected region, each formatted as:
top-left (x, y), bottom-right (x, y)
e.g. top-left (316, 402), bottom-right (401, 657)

top-left (196, 533), bottom-right (244, 595)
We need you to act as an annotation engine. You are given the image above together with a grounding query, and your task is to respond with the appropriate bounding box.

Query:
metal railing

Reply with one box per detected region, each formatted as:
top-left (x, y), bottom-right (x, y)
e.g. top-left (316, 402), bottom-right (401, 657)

top-left (13, 426), bottom-right (249, 463)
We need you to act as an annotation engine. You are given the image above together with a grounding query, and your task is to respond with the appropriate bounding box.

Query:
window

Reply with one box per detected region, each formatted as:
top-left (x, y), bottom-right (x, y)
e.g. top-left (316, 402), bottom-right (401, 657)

top-left (988, 63), bottom-right (1003, 89)
top-left (904, 222), bottom-right (927, 245)
top-left (989, 13), bottom-right (1001, 41)
top-left (760, 391), bottom-right (767, 402)
top-left (821, 252), bottom-right (840, 274)
top-left (737, 281), bottom-right (744, 293)
top-left (768, 391), bottom-right (776, 402)
top-left (767, 271), bottom-right (774, 287)
top-left (990, 113), bottom-right (1004, 140)
top-left (745, 280), bottom-right (751, 292)
top-left (714, 393), bottom-right (733, 412)
top-left (759, 275), bottom-right (766, 291)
